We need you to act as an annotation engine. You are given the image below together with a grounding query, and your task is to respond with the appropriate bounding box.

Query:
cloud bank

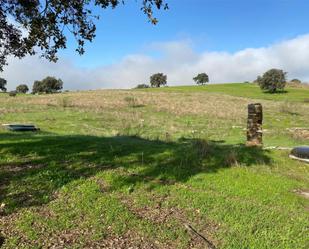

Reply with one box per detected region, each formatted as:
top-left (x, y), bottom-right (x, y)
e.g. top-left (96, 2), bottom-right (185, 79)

top-left (2, 34), bottom-right (309, 90)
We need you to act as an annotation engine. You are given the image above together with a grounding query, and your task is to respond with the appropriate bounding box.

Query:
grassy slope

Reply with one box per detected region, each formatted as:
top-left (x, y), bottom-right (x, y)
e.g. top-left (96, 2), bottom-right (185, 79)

top-left (147, 83), bottom-right (309, 102)
top-left (0, 85), bottom-right (308, 248)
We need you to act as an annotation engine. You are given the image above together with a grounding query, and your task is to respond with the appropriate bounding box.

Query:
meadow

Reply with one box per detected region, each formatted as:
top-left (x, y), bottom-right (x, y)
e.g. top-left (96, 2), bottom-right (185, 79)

top-left (0, 83), bottom-right (309, 248)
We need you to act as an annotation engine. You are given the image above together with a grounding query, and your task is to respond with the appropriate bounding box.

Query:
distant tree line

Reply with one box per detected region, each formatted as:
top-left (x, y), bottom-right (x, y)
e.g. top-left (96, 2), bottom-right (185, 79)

top-left (0, 70), bottom-right (305, 94)
top-left (0, 76), bottom-right (63, 95)
top-left (144, 70), bottom-right (304, 94)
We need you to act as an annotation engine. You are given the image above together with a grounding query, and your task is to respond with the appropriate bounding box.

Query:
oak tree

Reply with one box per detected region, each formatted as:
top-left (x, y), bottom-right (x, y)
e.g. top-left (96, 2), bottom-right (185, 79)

top-left (0, 1), bottom-right (168, 71)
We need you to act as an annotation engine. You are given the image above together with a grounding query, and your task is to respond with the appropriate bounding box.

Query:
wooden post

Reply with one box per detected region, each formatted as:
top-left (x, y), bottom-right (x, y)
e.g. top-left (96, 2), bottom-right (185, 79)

top-left (246, 103), bottom-right (263, 147)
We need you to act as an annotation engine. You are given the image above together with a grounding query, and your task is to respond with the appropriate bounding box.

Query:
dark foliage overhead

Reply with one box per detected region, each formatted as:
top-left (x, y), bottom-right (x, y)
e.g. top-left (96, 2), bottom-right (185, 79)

top-left (0, 0), bottom-right (168, 71)
top-left (0, 77), bottom-right (7, 92)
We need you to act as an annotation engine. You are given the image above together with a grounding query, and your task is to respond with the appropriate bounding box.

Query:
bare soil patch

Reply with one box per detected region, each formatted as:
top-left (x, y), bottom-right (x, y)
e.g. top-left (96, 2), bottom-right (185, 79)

top-left (120, 193), bottom-right (219, 249)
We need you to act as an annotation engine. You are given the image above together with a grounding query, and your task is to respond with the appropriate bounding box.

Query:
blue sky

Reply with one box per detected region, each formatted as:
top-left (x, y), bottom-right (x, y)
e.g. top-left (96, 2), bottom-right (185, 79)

top-left (60, 0), bottom-right (309, 68)
top-left (4, 0), bottom-right (309, 89)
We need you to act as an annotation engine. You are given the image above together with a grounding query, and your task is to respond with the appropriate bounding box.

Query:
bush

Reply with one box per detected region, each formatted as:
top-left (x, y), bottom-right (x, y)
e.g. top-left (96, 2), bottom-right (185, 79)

top-left (150, 73), bottom-right (167, 88)
top-left (256, 69), bottom-right (287, 93)
top-left (16, 84), bottom-right (29, 93)
top-left (9, 91), bottom-right (17, 97)
top-left (193, 73), bottom-right (209, 85)
top-left (135, 84), bottom-right (150, 89)
top-left (32, 76), bottom-right (63, 94)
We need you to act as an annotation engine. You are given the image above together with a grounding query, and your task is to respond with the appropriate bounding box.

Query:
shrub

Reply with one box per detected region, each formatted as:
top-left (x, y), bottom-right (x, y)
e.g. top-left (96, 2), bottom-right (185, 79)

top-left (193, 73), bottom-right (209, 85)
top-left (135, 84), bottom-right (150, 89)
top-left (150, 73), bottom-right (167, 88)
top-left (16, 84), bottom-right (29, 93)
top-left (9, 91), bottom-right (17, 97)
top-left (256, 69), bottom-right (287, 93)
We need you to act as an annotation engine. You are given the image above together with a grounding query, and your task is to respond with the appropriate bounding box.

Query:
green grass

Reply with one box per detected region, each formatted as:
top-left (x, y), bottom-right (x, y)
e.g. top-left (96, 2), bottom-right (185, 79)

top-left (0, 85), bottom-right (308, 248)
top-left (145, 83), bottom-right (309, 102)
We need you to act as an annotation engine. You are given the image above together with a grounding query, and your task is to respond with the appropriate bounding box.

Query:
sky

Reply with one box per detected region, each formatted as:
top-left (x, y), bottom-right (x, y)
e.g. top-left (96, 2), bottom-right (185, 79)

top-left (2, 0), bottom-right (309, 90)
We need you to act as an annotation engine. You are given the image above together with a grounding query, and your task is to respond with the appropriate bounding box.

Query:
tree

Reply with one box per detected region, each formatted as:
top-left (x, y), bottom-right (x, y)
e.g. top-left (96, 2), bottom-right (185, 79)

top-left (0, 1), bottom-right (168, 71)
top-left (0, 77), bottom-right (7, 92)
top-left (32, 77), bottom-right (63, 94)
top-left (290, 79), bottom-right (301, 84)
top-left (256, 69), bottom-right (287, 93)
top-left (193, 73), bottom-right (209, 85)
top-left (32, 81), bottom-right (45, 94)
top-left (41, 76), bottom-right (63, 93)
top-left (16, 84), bottom-right (29, 94)
top-left (150, 73), bottom-right (167, 87)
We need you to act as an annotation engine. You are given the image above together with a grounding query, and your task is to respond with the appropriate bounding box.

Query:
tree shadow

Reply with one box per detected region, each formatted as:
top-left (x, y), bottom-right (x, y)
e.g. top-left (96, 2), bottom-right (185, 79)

top-left (0, 133), bottom-right (272, 215)
top-left (263, 90), bottom-right (288, 94)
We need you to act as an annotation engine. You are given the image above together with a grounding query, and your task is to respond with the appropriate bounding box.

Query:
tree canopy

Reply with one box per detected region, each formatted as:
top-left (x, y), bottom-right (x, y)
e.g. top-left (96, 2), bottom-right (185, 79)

top-left (290, 79), bottom-right (301, 84)
top-left (32, 76), bottom-right (63, 94)
top-left (150, 73), bottom-right (167, 87)
top-left (0, 0), bottom-right (168, 71)
top-left (193, 73), bottom-right (209, 85)
top-left (16, 84), bottom-right (29, 93)
top-left (256, 69), bottom-right (287, 93)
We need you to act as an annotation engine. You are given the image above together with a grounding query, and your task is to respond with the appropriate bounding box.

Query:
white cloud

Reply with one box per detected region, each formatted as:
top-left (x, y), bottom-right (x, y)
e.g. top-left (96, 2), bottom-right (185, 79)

top-left (2, 34), bottom-right (309, 90)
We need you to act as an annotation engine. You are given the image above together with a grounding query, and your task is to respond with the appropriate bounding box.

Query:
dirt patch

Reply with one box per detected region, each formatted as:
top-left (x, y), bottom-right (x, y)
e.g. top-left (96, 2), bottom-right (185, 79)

top-left (0, 209), bottom-right (158, 249)
top-left (288, 128), bottom-right (309, 140)
top-left (293, 189), bottom-right (309, 199)
top-left (120, 193), bottom-right (219, 249)
top-left (1, 163), bottom-right (44, 174)
top-left (91, 231), bottom-right (159, 249)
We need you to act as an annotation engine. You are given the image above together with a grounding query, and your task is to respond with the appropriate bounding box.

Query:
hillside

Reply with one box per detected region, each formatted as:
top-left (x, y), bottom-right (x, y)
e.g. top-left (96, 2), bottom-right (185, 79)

top-left (0, 84), bottom-right (308, 248)
top-left (145, 83), bottom-right (309, 102)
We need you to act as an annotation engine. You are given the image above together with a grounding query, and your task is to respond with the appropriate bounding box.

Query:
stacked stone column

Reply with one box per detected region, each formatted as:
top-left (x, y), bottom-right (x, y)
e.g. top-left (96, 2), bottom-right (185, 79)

top-left (246, 103), bottom-right (263, 147)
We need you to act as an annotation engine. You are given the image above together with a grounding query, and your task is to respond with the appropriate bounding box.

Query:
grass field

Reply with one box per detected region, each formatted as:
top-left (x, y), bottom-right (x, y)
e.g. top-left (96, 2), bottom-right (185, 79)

top-left (0, 83), bottom-right (309, 248)
top-left (147, 83), bottom-right (309, 102)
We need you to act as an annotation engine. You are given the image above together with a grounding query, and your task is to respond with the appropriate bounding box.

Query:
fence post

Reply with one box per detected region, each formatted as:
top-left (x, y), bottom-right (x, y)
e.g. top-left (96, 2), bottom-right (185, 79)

top-left (246, 103), bottom-right (263, 147)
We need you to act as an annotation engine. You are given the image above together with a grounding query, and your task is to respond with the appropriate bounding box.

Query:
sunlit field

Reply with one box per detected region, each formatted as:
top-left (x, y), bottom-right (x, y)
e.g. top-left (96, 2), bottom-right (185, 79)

top-left (0, 83), bottom-right (309, 248)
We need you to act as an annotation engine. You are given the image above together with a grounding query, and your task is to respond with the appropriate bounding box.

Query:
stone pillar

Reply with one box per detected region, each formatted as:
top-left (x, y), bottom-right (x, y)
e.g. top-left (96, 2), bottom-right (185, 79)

top-left (246, 103), bottom-right (263, 147)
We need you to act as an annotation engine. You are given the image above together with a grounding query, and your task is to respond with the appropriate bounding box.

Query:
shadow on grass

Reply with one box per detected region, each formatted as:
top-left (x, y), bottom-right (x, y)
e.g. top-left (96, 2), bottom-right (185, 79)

top-left (263, 90), bottom-right (288, 94)
top-left (0, 133), bottom-right (272, 215)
